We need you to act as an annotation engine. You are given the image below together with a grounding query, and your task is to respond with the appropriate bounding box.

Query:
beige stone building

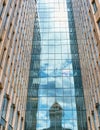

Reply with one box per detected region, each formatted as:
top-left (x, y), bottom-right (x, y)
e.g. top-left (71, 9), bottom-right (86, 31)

top-left (0, 0), bottom-right (100, 130)
top-left (72, 0), bottom-right (100, 129)
top-left (0, 0), bottom-right (36, 130)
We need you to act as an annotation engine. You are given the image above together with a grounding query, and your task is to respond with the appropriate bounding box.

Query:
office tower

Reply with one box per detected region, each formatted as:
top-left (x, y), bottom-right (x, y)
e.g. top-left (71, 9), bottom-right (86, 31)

top-left (25, 0), bottom-right (87, 130)
top-left (0, 0), bottom-right (36, 130)
top-left (72, 0), bottom-right (100, 129)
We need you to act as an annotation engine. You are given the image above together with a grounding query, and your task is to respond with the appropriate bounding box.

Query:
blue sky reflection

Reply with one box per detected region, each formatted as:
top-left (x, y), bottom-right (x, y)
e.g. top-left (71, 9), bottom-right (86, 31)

top-left (36, 0), bottom-right (78, 130)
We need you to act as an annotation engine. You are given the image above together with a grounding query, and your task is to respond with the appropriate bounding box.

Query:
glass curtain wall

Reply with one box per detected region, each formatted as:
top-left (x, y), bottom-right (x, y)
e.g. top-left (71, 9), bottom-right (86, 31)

top-left (25, 0), bottom-right (87, 130)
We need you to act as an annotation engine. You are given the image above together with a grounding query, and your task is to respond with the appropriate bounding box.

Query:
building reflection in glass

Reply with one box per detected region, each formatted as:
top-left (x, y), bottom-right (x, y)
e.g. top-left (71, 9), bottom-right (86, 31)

top-left (25, 0), bottom-right (87, 130)
top-left (25, 12), bottom-right (41, 130)
top-left (43, 102), bottom-right (72, 130)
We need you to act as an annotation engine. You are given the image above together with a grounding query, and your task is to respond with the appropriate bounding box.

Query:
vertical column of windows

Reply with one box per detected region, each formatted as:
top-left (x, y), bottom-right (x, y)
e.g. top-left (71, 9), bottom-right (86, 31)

top-left (0, 1), bottom-right (6, 17)
top-left (14, 112), bottom-right (19, 130)
top-left (0, 95), bottom-right (9, 129)
top-left (1, 95), bottom-right (9, 119)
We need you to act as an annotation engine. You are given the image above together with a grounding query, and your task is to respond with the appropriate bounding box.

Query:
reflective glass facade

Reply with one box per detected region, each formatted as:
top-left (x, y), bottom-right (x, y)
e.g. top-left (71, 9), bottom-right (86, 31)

top-left (25, 0), bottom-right (87, 130)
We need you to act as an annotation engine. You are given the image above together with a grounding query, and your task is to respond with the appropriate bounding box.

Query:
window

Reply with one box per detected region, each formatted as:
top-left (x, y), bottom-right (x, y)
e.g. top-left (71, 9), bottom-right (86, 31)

top-left (88, 117), bottom-right (92, 130)
top-left (92, 1), bottom-right (97, 13)
top-left (20, 118), bottom-right (23, 130)
top-left (96, 104), bottom-right (100, 122)
top-left (9, 104), bottom-right (14, 125)
top-left (0, 1), bottom-right (6, 16)
top-left (1, 95), bottom-right (9, 119)
top-left (15, 112), bottom-right (19, 130)
top-left (93, 112), bottom-right (98, 130)
top-left (97, 19), bottom-right (100, 29)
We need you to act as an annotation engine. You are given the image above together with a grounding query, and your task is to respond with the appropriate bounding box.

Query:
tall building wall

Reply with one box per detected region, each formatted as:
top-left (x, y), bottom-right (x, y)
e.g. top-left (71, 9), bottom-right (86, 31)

top-left (72, 0), bottom-right (100, 129)
top-left (0, 0), bottom-right (36, 130)
top-left (89, 0), bottom-right (100, 41)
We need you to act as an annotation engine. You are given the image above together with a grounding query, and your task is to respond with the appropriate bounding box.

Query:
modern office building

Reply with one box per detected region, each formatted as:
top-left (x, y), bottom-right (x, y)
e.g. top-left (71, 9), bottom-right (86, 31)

top-left (0, 0), bottom-right (36, 130)
top-left (72, 0), bottom-right (100, 129)
top-left (25, 0), bottom-right (87, 130)
top-left (0, 0), bottom-right (100, 130)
